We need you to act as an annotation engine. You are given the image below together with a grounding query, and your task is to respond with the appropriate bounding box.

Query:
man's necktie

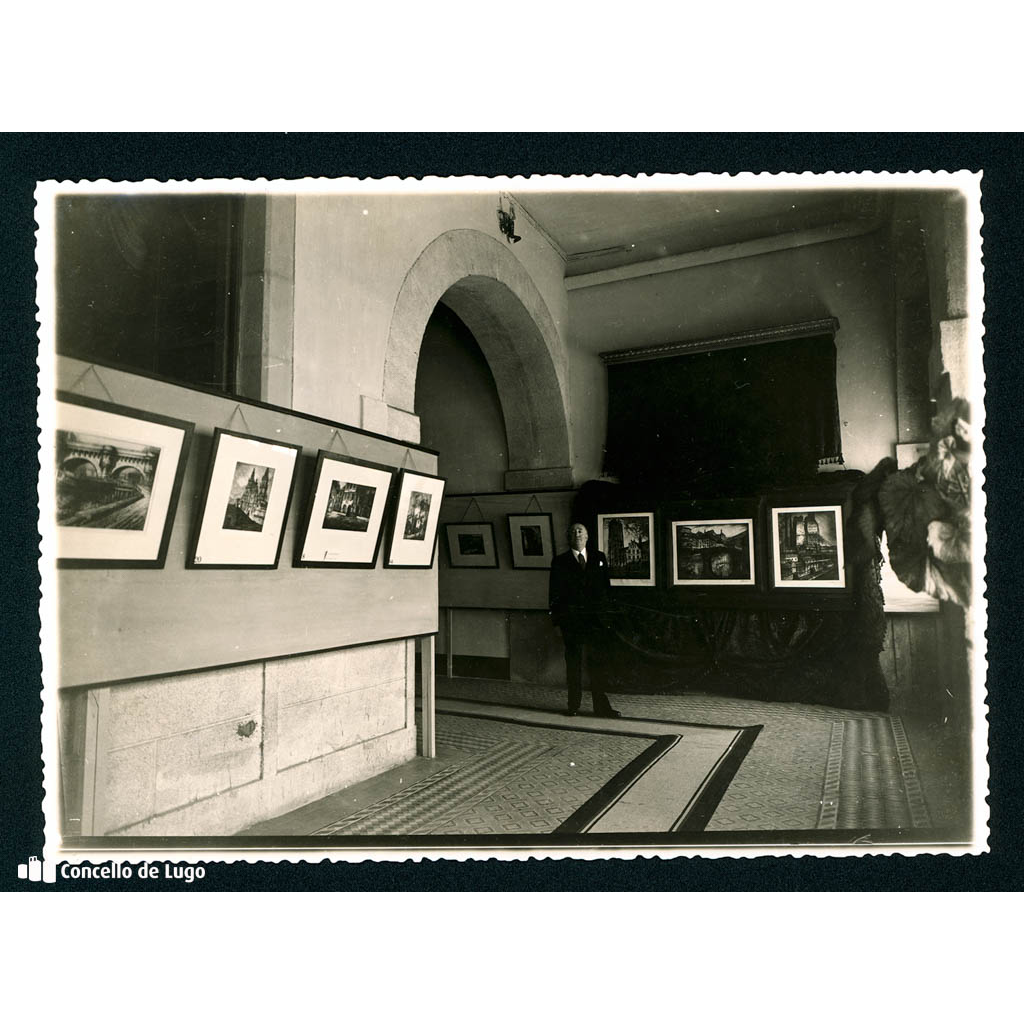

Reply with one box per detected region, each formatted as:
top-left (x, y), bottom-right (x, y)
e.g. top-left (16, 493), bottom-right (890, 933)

top-left (576, 552), bottom-right (585, 568)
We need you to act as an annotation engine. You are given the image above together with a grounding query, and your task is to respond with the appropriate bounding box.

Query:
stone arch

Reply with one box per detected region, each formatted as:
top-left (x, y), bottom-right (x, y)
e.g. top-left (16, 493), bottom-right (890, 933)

top-left (384, 228), bottom-right (572, 489)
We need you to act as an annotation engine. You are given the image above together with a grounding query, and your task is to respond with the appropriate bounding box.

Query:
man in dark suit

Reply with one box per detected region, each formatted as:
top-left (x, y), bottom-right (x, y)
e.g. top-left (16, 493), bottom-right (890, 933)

top-left (548, 522), bottom-right (621, 718)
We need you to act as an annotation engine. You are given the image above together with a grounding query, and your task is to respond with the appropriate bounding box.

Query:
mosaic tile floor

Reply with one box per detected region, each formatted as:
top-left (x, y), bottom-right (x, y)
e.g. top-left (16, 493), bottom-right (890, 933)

top-left (434, 678), bottom-right (931, 832)
top-left (314, 715), bottom-right (655, 835)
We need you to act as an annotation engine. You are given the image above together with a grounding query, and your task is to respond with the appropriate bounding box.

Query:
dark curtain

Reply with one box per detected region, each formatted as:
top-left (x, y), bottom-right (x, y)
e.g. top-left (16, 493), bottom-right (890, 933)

top-left (570, 466), bottom-right (892, 712)
top-left (604, 335), bottom-right (843, 495)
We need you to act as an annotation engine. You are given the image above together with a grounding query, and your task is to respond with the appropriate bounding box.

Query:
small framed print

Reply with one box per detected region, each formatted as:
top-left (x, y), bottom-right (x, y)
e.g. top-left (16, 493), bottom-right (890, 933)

top-left (671, 518), bottom-right (756, 586)
top-left (188, 428), bottom-right (302, 569)
top-left (507, 512), bottom-right (555, 570)
top-left (384, 469), bottom-right (446, 569)
top-left (770, 504), bottom-right (846, 589)
top-left (294, 451), bottom-right (396, 568)
top-left (55, 392), bottom-right (194, 568)
top-left (445, 522), bottom-right (498, 568)
top-left (596, 511), bottom-right (656, 587)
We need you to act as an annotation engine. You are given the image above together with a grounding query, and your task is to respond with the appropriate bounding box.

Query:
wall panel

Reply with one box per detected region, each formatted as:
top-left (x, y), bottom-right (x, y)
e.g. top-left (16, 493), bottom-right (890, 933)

top-left (55, 356), bottom-right (439, 688)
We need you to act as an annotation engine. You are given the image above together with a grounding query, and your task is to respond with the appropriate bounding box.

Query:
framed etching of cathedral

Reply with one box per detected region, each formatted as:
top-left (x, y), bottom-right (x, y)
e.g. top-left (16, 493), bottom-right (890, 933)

top-left (769, 504), bottom-right (846, 589)
top-left (596, 511), bottom-right (656, 586)
top-left (294, 451), bottom-right (396, 568)
top-left (188, 428), bottom-right (302, 569)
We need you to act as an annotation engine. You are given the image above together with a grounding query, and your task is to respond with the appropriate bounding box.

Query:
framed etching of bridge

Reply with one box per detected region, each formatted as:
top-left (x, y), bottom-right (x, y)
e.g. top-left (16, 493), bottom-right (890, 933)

top-left (55, 392), bottom-right (194, 568)
top-left (670, 517), bottom-right (757, 587)
top-left (188, 428), bottom-right (302, 570)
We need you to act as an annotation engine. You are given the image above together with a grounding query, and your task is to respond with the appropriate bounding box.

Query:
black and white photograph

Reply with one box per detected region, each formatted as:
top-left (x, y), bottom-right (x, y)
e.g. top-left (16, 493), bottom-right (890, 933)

top-left (294, 451), bottom-right (395, 568)
top-left (223, 461), bottom-right (275, 531)
top-left (54, 392), bottom-right (193, 567)
top-left (507, 512), bottom-right (555, 570)
top-left (671, 518), bottom-right (755, 586)
top-left (33, 170), bottom-right (988, 871)
top-left (445, 522), bottom-right (499, 568)
top-left (770, 505), bottom-right (846, 588)
top-left (188, 428), bottom-right (301, 569)
top-left (596, 512), bottom-right (656, 586)
top-left (384, 468), bottom-right (446, 568)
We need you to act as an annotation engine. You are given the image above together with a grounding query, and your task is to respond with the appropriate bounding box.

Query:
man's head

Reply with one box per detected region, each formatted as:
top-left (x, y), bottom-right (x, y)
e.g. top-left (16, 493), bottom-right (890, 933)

top-left (568, 523), bottom-right (588, 552)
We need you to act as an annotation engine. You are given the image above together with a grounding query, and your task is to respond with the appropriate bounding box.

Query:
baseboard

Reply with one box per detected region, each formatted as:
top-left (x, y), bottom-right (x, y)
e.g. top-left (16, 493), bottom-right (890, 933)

top-left (428, 654), bottom-right (511, 680)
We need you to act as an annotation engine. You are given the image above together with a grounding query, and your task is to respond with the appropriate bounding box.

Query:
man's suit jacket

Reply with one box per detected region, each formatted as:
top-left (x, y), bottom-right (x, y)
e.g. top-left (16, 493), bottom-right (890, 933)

top-left (548, 547), bottom-right (611, 633)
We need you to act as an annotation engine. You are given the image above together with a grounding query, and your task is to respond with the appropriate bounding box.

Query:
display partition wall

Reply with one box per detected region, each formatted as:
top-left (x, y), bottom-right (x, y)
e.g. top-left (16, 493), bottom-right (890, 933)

top-left (53, 356), bottom-right (441, 840)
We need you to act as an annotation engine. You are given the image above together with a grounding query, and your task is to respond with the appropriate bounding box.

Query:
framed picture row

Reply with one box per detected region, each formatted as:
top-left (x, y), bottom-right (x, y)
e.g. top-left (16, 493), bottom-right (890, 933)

top-left (54, 392), bottom-right (447, 571)
top-left (595, 498), bottom-right (849, 594)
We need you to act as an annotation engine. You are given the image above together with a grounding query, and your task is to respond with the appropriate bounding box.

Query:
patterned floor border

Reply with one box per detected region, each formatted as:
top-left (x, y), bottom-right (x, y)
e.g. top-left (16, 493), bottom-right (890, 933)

top-left (313, 702), bottom-right (761, 836)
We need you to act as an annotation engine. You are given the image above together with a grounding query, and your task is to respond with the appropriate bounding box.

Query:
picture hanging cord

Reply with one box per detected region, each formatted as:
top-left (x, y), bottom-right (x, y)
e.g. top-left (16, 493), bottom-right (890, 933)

top-left (524, 494), bottom-right (543, 514)
top-left (327, 429), bottom-right (350, 454)
top-left (226, 404), bottom-right (254, 435)
top-left (400, 448), bottom-right (416, 470)
top-left (460, 497), bottom-right (484, 522)
top-left (67, 364), bottom-right (115, 404)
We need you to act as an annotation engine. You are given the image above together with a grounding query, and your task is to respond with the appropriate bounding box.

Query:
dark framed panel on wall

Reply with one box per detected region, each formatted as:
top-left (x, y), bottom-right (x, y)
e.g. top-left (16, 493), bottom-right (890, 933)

top-left (506, 512), bottom-right (555, 570)
top-left (768, 503), bottom-right (847, 590)
top-left (761, 484), bottom-right (857, 610)
top-left (294, 451), bottom-right (396, 568)
top-left (55, 391), bottom-right (194, 569)
top-left (188, 428), bottom-right (302, 569)
top-left (660, 497), bottom-right (764, 602)
top-left (596, 511), bottom-right (656, 587)
top-left (444, 522), bottom-right (499, 569)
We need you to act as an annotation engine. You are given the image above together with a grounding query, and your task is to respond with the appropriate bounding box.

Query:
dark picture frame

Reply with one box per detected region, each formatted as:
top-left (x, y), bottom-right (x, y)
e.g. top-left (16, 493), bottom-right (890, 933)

top-left (55, 391), bottom-right (194, 569)
top-left (383, 468), bottom-right (446, 569)
top-left (670, 517), bottom-right (757, 587)
top-left (769, 503), bottom-right (847, 589)
top-left (506, 512), bottom-right (555, 570)
top-left (294, 450), bottom-right (396, 568)
top-left (596, 511), bottom-right (656, 587)
top-left (187, 427), bottom-right (302, 569)
top-left (445, 522), bottom-right (499, 569)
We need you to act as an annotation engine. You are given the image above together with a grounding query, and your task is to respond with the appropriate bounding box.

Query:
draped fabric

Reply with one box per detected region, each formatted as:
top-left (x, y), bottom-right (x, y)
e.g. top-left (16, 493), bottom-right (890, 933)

top-left (570, 467), bottom-right (891, 712)
top-left (604, 335), bottom-right (844, 495)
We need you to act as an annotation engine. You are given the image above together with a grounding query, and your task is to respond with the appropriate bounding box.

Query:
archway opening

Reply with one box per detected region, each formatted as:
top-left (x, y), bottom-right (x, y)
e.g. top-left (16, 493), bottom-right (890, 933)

top-left (415, 301), bottom-right (508, 493)
top-left (383, 228), bottom-right (572, 490)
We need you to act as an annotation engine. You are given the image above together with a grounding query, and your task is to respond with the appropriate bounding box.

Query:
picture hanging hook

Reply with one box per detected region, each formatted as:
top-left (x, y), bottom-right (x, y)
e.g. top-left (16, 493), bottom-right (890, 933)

top-left (327, 429), bottom-right (350, 454)
top-left (226, 404), bottom-right (253, 435)
top-left (460, 497), bottom-right (484, 522)
top-left (66, 364), bottom-right (115, 404)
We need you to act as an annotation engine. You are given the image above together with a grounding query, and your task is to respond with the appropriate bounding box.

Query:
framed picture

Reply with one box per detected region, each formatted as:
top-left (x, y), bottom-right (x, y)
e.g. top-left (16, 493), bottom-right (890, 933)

top-left (294, 451), bottom-right (396, 568)
top-left (770, 504), bottom-right (846, 589)
top-left (384, 469), bottom-right (446, 569)
top-left (596, 511), bottom-right (656, 587)
top-left (670, 518), bottom-right (756, 586)
top-left (507, 512), bottom-right (555, 570)
top-left (55, 392), bottom-right (194, 568)
top-left (188, 428), bottom-right (302, 569)
top-left (445, 522), bottom-right (498, 568)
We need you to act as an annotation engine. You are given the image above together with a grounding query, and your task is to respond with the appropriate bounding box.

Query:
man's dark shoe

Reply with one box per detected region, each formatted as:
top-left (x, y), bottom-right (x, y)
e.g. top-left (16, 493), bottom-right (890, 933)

top-left (603, 709), bottom-right (622, 719)
top-left (564, 710), bottom-right (579, 717)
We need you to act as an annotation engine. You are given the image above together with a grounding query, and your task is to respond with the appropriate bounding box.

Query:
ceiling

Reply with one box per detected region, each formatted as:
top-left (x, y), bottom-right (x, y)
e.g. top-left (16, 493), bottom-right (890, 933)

top-left (511, 188), bottom-right (894, 278)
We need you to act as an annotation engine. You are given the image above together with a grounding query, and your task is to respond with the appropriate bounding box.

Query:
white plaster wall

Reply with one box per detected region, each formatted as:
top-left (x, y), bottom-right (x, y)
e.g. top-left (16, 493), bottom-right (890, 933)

top-left (291, 192), bottom-right (569, 429)
top-left (567, 231), bottom-right (898, 481)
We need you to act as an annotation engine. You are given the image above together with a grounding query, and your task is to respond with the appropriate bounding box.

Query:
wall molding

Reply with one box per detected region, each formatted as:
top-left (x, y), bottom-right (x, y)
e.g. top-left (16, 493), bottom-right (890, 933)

top-left (600, 317), bottom-right (840, 366)
top-left (567, 218), bottom-right (885, 292)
